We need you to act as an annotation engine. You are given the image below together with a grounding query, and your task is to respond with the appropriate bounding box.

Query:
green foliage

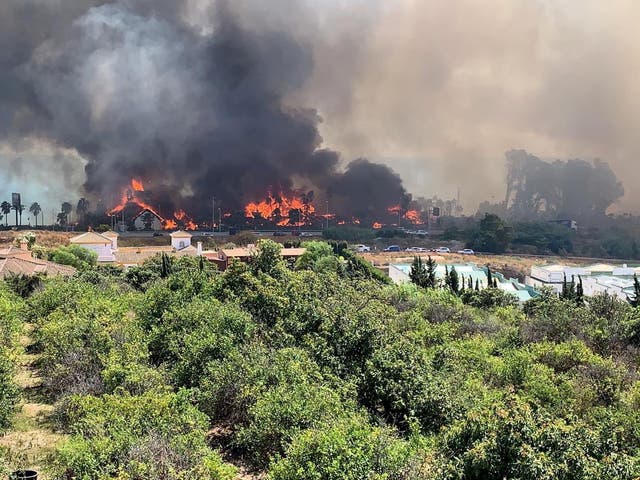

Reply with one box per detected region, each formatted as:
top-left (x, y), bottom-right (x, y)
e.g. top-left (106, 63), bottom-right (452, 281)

top-left (4, 273), bottom-right (43, 298)
top-left (13, 234), bottom-right (640, 478)
top-left (469, 213), bottom-right (512, 253)
top-left (295, 241), bottom-right (335, 272)
top-left (441, 397), bottom-right (640, 479)
top-left (54, 390), bottom-right (237, 479)
top-left (409, 256), bottom-right (428, 288)
top-left (252, 239), bottom-right (285, 277)
top-left (0, 286), bottom-right (23, 431)
top-left (269, 414), bottom-right (416, 480)
top-left (461, 288), bottom-right (518, 309)
top-left (49, 244), bottom-right (98, 270)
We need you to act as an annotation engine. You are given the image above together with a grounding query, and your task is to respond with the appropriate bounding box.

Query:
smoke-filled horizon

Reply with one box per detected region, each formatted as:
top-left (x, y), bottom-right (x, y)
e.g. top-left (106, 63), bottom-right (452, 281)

top-left (0, 0), bottom-right (638, 217)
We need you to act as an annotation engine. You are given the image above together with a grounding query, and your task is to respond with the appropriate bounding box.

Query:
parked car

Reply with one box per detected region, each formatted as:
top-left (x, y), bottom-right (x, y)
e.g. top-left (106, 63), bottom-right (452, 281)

top-left (414, 230), bottom-right (429, 236)
top-left (434, 247), bottom-right (451, 253)
top-left (458, 248), bottom-right (475, 255)
top-left (405, 246), bottom-right (421, 252)
top-left (152, 232), bottom-right (164, 237)
top-left (300, 232), bottom-right (315, 237)
top-left (383, 245), bottom-right (401, 252)
top-left (353, 244), bottom-right (371, 253)
top-left (273, 231), bottom-right (287, 236)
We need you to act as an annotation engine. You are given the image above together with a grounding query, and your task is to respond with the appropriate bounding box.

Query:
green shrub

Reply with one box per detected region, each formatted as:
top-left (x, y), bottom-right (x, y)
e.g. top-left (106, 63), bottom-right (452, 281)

top-left (269, 414), bottom-right (415, 480)
top-left (54, 390), bottom-right (237, 479)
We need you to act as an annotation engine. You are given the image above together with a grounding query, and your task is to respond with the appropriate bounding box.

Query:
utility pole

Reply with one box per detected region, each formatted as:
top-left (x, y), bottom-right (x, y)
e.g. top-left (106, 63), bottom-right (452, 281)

top-left (212, 197), bottom-right (215, 232)
top-left (218, 208), bottom-right (222, 232)
top-left (325, 200), bottom-right (329, 230)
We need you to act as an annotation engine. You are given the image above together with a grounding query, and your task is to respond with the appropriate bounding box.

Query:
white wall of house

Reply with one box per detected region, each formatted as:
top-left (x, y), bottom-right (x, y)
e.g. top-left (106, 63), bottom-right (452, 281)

top-left (389, 264), bottom-right (410, 283)
top-left (582, 276), bottom-right (633, 301)
top-left (79, 243), bottom-right (115, 262)
top-left (171, 235), bottom-right (191, 250)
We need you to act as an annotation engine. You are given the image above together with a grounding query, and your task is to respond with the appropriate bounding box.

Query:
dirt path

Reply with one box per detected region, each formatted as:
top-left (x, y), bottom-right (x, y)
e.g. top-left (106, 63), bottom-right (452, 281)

top-left (0, 323), bottom-right (66, 478)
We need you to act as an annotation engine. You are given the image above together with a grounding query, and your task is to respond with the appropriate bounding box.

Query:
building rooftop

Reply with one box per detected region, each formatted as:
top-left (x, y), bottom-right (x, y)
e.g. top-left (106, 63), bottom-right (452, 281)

top-left (170, 230), bottom-right (192, 238)
top-left (70, 231), bottom-right (112, 245)
top-left (0, 251), bottom-right (76, 278)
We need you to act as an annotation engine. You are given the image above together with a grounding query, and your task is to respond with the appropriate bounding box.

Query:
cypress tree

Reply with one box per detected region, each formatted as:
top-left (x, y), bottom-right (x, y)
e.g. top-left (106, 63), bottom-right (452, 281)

top-left (631, 274), bottom-right (640, 307)
top-left (409, 256), bottom-right (428, 288)
top-left (575, 275), bottom-right (584, 305)
top-left (426, 256), bottom-right (438, 289)
top-left (460, 274), bottom-right (465, 293)
top-left (160, 252), bottom-right (172, 278)
top-left (449, 266), bottom-right (460, 295)
top-left (475, 279), bottom-right (480, 291)
top-left (561, 273), bottom-right (568, 299)
top-left (569, 275), bottom-right (576, 299)
top-left (486, 266), bottom-right (493, 288)
top-left (444, 266), bottom-right (450, 290)
top-left (493, 278), bottom-right (498, 288)
top-left (468, 276), bottom-right (473, 290)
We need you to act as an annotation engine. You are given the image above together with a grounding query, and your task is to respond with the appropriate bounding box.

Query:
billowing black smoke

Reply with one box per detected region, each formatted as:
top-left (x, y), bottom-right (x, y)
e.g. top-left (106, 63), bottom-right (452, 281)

top-left (0, 0), bottom-right (411, 222)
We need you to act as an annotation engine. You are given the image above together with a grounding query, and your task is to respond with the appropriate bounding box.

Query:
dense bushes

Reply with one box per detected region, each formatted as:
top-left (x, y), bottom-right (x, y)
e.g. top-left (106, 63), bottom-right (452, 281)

top-left (54, 390), bottom-right (236, 479)
top-left (0, 286), bottom-right (23, 431)
top-left (7, 240), bottom-right (640, 478)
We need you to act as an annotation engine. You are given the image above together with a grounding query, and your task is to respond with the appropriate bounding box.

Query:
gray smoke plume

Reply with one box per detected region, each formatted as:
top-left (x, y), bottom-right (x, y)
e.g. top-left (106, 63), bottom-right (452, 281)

top-left (0, 0), bottom-right (410, 221)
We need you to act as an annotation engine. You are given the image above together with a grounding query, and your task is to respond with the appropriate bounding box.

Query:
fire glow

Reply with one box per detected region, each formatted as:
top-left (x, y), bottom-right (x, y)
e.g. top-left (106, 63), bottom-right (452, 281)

top-left (387, 205), bottom-right (422, 224)
top-left (244, 191), bottom-right (315, 226)
top-left (109, 179), bottom-right (197, 230)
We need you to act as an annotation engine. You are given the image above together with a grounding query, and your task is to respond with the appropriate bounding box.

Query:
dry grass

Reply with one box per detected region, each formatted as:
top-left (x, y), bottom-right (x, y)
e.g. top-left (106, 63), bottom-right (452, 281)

top-left (0, 323), bottom-right (67, 479)
top-left (0, 230), bottom-right (74, 249)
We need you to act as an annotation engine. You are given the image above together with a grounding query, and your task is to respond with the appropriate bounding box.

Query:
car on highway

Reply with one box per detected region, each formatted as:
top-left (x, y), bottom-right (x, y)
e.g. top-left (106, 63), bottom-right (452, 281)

top-left (458, 248), bottom-right (475, 255)
top-left (414, 230), bottom-right (429, 236)
top-left (383, 245), bottom-right (401, 252)
top-left (353, 244), bottom-right (371, 253)
top-left (434, 247), bottom-right (451, 253)
top-left (272, 231), bottom-right (287, 236)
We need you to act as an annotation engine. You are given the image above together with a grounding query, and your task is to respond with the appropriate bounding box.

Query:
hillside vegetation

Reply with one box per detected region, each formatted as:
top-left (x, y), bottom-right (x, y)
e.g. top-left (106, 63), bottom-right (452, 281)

top-left (2, 240), bottom-right (640, 478)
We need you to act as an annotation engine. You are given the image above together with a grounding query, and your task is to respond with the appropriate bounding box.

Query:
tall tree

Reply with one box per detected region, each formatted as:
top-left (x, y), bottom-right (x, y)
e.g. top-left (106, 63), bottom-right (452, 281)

top-left (630, 274), bottom-right (640, 308)
top-left (425, 256), bottom-right (438, 289)
top-left (444, 266), bottom-right (450, 290)
top-left (76, 198), bottom-right (90, 225)
top-left (449, 266), bottom-right (460, 295)
top-left (29, 202), bottom-right (42, 227)
top-left (11, 204), bottom-right (24, 226)
top-left (409, 256), bottom-right (428, 288)
top-left (1, 201), bottom-right (11, 226)
top-left (61, 202), bottom-right (73, 221)
top-left (486, 266), bottom-right (493, 288)
top-left (575, 275), bottom-right (584, 305)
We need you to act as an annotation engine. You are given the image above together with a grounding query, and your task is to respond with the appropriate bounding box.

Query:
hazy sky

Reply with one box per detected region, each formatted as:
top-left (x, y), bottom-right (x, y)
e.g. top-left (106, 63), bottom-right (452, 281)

top-left (1, 0), bottom-right (638, 213)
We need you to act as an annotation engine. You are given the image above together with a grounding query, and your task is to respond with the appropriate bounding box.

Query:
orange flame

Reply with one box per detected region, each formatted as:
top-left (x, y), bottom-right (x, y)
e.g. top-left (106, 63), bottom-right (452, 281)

top-left (109, 178), bottom-right (199, 230)
top-left (386, 205), bottom-right (421, 224)
top-left (373, 222), bottom-right (383, 229)
top-left (131, 179), bottom-right (144, 191)
top-left (244, 191), bottom-right (315, 226)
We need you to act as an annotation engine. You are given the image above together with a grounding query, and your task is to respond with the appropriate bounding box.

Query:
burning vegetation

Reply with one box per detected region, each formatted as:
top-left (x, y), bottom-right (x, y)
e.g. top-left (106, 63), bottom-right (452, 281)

top-left (107, 179), bottom-right (431, 231)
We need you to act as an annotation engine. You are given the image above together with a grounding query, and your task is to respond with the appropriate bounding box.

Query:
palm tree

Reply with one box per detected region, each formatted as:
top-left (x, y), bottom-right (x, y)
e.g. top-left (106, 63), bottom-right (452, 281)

top-left (76, 198), bottom-right (90, 224)
top-left (61, 202), bottom-right (72, 225)
top-left (29, 202), bottom-right (42, 227)
top-left (11, 203), bottom-right (24, 226)
top-left (0, 201), bottom-right (10, 227)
